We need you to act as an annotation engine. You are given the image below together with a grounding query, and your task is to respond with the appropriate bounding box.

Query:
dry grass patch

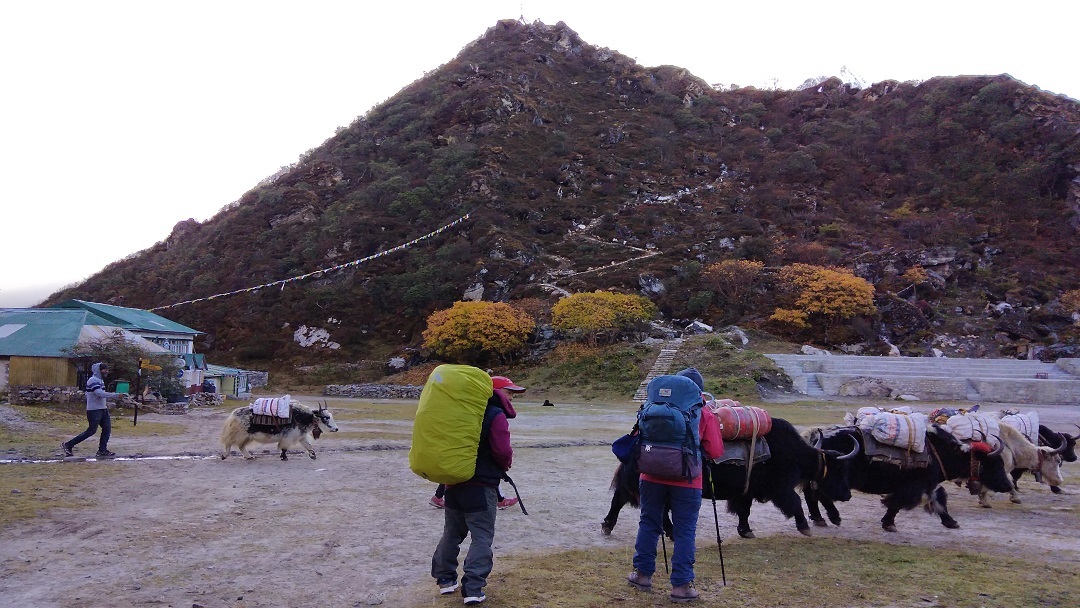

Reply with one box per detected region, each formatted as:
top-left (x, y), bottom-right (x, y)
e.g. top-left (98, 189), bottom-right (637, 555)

top-left (494, 536), bottom-right (1078, 607)
top-left (0, 462), bottom-right (118, 527)
top-left (2, 404), bottom-right (186, 457)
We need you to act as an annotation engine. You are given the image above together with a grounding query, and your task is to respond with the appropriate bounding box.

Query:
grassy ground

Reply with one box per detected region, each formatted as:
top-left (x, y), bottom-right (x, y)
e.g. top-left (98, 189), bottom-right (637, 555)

top-left (1, 403), bottom-right (185, 455)
top-left (494, 536), bottom-right (1078, 607)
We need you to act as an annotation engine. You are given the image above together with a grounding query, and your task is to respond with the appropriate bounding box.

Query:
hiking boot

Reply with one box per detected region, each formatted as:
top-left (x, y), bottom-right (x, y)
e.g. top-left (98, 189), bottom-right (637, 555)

top-left (463, 592), bottom-right (486, 605)
top-left (437, 580), bottom-right (459, 595)
top-left (95, 450), bottom-right (116, 458)
top-left (627, 570), bottom-right (653, 591)
top-left (60, 442), bottom-right (73, 457)
top-left (670, 581), bottom-right (699, 603)
top-left (429, 496), bottom-right (446, 509)
top-left (496, 497), bottom-right (518, 510)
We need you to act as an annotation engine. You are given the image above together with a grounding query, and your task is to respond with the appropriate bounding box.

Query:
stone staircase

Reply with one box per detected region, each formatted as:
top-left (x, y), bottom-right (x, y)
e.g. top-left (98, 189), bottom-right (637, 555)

top-left (765, 354), bottom-right (1080, 404)
top-left (633, 339), bottom-right (684, 402)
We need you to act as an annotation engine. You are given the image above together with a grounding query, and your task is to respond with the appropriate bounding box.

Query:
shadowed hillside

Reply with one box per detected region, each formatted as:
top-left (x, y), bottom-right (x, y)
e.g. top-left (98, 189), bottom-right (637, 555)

top-left (45, 19), bottom-right (1080, 371)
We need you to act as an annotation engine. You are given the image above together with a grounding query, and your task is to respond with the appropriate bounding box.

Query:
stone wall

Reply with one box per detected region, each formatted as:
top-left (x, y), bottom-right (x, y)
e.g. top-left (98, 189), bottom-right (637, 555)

top-left (819, 375), bottom-right (972, 401)
top-left (973, 378), bottom-right (1080, 404)
top-left (245, 371), bottom-right (269, 389)
top-left (9, 385), bottom-right (84, 405)
top-left (188, 393), bottom-right (225, 408)
top-left (9, 386), bottom-right (145, 407)
top-left (324, 384), bottom-right (422, 399)
top-left (1056, 358), bottom-right (1080, 376)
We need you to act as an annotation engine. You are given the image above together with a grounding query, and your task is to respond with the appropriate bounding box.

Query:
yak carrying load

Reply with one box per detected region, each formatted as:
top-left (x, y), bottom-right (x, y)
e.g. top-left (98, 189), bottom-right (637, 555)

top-left (708, 398), bottom-right (772, 441)
top-left (997, 409), bottom-right (1041, 444)
top-left (846, 406), bottom-right (929, 454)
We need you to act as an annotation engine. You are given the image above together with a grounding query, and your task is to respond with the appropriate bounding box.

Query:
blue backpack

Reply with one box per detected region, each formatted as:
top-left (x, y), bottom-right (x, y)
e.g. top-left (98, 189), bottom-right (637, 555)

top-left (636, 375), bottom-right (704, 481)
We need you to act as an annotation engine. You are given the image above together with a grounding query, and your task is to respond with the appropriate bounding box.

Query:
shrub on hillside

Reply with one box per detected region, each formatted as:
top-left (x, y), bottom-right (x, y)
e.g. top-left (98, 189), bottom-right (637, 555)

top-left (422, 301), bottom-right (535, 365)
top-left (551, 291), bottom-right (656, 346)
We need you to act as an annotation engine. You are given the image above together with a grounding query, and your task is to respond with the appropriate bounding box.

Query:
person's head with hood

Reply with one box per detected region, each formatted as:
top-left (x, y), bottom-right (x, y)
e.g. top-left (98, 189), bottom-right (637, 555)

top-left (92, 362), bottom-right (110, 379)
top-left (676, 367), bottom-right (704, 391)
top-left (491, 375), bottom-right (525, 419)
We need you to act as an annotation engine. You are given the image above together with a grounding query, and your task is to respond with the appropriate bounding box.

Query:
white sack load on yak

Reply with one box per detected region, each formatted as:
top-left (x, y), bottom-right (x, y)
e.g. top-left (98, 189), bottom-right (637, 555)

top-left (251, 395), bottom-right (292, 419)
top-left (997, 409), bottom-right (1040, 445)
top-left (845, 406), bottom-right (928, 453)
top-left (220, 398), bottom-right (338, 461)
top-left (936, 411), bottom-right (1001, 448)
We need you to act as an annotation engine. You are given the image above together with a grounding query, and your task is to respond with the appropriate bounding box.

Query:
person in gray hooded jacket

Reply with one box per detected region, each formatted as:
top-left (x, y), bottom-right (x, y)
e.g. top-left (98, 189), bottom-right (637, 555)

top-left (61, 362), bottom-right (121, 458)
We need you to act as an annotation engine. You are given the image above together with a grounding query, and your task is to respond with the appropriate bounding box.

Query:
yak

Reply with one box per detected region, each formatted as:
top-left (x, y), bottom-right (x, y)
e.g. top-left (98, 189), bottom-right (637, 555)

top-left (976, 423), bottom-right (1067, 507)
top-left (705, 418), bottom-right (859, 539)
top-left (220, 401), bottom-right (339, 461)
top-left (803, 424), bottom-right (1011, 532)
top-left (601, 455), bottom-right (673, 538)
top-left (602, 417), bottom-right (859, 539)
top-left (1011, 424), bottom-right (1079, 494)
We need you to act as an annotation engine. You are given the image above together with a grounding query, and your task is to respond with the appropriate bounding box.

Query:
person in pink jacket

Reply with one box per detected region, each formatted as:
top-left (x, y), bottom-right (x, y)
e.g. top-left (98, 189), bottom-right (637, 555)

top-left (628, 367), bottom-right (723, 603)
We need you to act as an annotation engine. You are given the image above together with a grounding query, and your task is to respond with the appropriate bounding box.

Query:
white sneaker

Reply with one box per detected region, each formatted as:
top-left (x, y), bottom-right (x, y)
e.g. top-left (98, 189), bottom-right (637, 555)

top-left (439, 581), bottom-right (459, 595)
top-left (463, 592), bottom-right (486, 605)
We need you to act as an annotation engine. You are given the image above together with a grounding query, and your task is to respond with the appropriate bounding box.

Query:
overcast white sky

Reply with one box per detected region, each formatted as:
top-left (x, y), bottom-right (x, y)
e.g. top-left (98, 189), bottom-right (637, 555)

top-left (2, 0), bottom-right (1076, 308)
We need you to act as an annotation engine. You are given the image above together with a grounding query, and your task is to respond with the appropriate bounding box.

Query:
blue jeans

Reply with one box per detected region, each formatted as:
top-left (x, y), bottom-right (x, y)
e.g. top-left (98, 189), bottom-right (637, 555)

top-left (633, 479), bottom-right (702, 587)
top-left (431, 485), bottom-right (498, 598)
top-left (67, 408), bottom-right (111, 452)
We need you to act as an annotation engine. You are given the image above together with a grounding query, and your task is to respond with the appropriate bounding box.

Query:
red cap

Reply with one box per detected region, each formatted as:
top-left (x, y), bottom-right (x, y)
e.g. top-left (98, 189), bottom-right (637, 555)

top-left (491, 376), bottom-right (526, 392)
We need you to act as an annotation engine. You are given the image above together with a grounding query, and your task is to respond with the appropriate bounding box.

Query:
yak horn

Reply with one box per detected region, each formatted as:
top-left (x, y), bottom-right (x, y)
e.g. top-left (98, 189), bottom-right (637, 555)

top-left (987, 435), bottom-right (1004, 458)
top-left (838, 434), bottom-right (861, 461)
top-left (809, 429), bottom-right (823, 450)
top-left (1048, 434), bottom-right (1068, 455)
top-left (1068, 424), bottom-right (1080, 441)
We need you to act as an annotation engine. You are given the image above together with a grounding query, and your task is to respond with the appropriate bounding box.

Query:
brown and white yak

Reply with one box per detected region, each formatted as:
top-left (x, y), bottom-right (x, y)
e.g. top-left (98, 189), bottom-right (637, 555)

top-left (220, 401), bottom-right (339, 461)
top-left (977, 423), bottom-right (1066, 507)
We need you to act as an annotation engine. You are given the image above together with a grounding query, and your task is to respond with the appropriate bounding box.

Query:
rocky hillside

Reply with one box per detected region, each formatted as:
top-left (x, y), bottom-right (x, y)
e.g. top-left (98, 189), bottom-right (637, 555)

top-left (46, 19), bottom-right (1080, 369)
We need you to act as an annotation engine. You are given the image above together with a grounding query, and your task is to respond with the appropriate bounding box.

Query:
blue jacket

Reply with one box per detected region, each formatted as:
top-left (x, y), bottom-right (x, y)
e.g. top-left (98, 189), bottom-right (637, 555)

top-left (85, 362), bottom-right (119, 411)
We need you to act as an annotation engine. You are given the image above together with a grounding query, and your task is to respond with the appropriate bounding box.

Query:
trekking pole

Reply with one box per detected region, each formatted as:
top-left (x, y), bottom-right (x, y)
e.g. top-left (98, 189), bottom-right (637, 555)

top-left (660, 533), bottom-right (670, 574)
top-left (712, 496), bottom-right (726, 585)
top-left (708, 469), bottom-right (727, 585)
top-left (502, 474), bottom-right (528, 515)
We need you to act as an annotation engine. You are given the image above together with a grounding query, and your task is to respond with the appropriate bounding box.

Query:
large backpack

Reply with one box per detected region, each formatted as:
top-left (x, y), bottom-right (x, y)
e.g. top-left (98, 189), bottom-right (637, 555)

top-left (636, 375), bottom-right (704, 482)
top-left (408, 364), bottom-right (493, 484)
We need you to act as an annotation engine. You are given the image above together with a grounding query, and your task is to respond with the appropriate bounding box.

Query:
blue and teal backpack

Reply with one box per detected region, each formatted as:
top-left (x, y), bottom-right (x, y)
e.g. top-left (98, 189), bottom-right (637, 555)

top-left (636, 374), bottom-right (704, 481)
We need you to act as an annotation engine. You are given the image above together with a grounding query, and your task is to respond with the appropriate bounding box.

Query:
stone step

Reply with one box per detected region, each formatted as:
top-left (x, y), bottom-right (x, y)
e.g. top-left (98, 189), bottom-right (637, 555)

top-left (633, 340), bottom-right (685, 401)
top-left (765, 354), bottom-right (1080, 404)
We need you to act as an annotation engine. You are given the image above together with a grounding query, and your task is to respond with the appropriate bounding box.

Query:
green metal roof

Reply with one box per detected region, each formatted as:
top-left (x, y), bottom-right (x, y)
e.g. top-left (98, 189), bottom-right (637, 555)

top-left (0, 309), bottom-right (104, 356)
top-left (50, 300), bottom-right (202, 335)
top-left (206, 363), bottom-right (245, 376)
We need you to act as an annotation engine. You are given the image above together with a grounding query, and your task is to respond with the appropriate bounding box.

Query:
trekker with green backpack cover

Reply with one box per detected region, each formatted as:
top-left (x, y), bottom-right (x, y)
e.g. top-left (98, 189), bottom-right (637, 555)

top-left (412, 364), bottom-right (525, 605)
top-left (410, 365), bottom-right (493, 484)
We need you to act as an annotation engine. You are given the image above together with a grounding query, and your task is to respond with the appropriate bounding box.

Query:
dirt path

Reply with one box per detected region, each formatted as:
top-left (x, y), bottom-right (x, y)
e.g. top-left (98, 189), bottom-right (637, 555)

top-left (0, 398), bottom-right (1077, 608)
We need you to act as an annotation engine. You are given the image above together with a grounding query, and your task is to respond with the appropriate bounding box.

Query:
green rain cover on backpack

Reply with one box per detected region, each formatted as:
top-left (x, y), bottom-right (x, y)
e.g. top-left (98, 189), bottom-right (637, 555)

top-left (409, 364), bottom-right (493, 484)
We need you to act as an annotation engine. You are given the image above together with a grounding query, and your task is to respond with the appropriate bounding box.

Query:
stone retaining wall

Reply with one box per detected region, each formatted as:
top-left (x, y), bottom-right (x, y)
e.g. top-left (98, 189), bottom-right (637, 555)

top-left (9, 386), bottom-right (84, 405)
top-left (1057, 358), bottom-right (1080, 376)
top-left (820, 375), bottom-right (973, 401)
top-left (188, 393), bottom-right (225, 408)
top-left (973, 378), bottom-right (1080, 404)
top-left (324, 384), bottom-right (422, 399)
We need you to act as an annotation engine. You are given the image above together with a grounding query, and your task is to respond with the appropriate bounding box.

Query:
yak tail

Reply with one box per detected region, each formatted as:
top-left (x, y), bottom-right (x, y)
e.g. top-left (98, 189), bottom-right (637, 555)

top-left (924, 486), bottom-right (948, 516)
top-left (611, 462), bottom-right (641, 508)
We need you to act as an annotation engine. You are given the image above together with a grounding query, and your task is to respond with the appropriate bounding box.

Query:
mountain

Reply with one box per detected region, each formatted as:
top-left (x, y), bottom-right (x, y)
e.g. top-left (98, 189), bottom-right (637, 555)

top-left (45, 19), bottom-right (1080, 370)
top-left (797, 65), bottom-right (870, 91)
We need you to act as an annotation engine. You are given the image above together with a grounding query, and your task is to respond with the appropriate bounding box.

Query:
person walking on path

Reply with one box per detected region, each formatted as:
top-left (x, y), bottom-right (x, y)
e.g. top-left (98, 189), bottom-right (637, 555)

top-left (431, 375), bottom-right (525, 605)
top-left (628, 367), bottom-right (723, 603)
top-left (61, 362), bottom-right (121, 458)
